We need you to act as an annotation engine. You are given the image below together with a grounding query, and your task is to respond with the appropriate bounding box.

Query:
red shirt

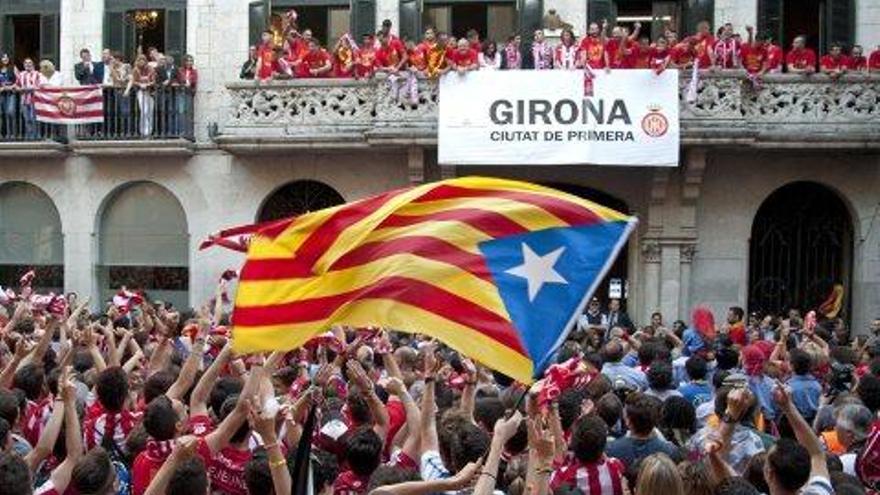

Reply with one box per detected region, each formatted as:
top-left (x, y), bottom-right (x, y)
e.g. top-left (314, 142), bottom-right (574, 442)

top-left (633, 44), bottom-right (651, 69)
top-left (578, 36), bottom-right (606, 68)
top-left (691, 33), bottom-right (716, 67)
top-left (197, 438), bottom-right (252, 495)
top-left (765, 44), bottom-right (784, 71)
top-left (649, 46), bottom-right (670, 70)
top-left (375, 44), bottom-right (404, 69)
top-left (713, 38), bottom-right (740, 68)
top-left (849, 56), bottom-right (867, 70)
top-left (286, 37), bottom-right (309, 63)
top-left (132, 445), bottom-right (170, 495)
top-left (296, 48), bottom-right (331, 78)
top-left (469, 40), bottom-right (482, 53)
top-left (188, 413), bottom-right (215, 436)
top-left (448, 48), bottom-right (478, 69)
top-left (550, 455), bottom-right (625, 494)
top-left (821, 54), bottom-right (850, 71)
top-left (740, 43), bottom-right (767, 73)
top-left (671, 43), bottom-right (694, 67)
top-left (728, 322), bottom-right (748, 347)
top-left (786, 48), bottom-right (817, 71)
top-left (869, 50), bottom-right (880, 70)
top-left (606, 38), bottom-right (637, 68)
top-left (408, 46), bottom-right (427, 71)
top-left (256, 43), bottom-right (277, 80)
top-left (355, 47), bottom-right (377, 78)
top-left (333, 46), bottom-right (357, 77)
top-left (334, 470), bottom-right (370, 495)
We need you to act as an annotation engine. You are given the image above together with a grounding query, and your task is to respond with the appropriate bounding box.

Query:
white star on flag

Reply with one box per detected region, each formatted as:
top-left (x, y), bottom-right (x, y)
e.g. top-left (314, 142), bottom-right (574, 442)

top-left (505, 243), bottom-right (568, 302)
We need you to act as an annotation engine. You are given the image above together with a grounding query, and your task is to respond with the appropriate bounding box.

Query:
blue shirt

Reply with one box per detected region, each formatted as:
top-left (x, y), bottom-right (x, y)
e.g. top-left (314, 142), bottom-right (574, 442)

top-left (679, 380), bottom-right (714, 408)
top-left (788, 374), bottom-right (822, 420)
top-left (601, 361), bottom-right (648, 391)
top-left (748, 375), bottom-right (779, 420)
top-left (682, 328), bottom-right (706, 356)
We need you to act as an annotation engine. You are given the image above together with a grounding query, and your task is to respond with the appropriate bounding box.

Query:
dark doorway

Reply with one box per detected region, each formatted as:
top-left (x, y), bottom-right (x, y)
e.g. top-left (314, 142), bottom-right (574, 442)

top-left (545, 183), bottom-right (631, 310)
top-left (783, 0), bottom-right (821, 52)
top-left (258, 180), bottom-right (346, 223)
top-left (10, 15), bottom-right (40, 66)
top-left (422, 2), bottom-right (515, 42)
top-left (451, 4), bottom-right (487, 38)
top-left (748, 181), bottom-right (853, 320)
top-left (130, 9), bottom-right (167, 54)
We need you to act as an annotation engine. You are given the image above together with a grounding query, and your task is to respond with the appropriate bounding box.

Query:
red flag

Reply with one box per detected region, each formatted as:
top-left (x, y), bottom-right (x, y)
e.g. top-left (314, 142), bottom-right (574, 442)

top-left (34, 85), bottom-right (104, 124)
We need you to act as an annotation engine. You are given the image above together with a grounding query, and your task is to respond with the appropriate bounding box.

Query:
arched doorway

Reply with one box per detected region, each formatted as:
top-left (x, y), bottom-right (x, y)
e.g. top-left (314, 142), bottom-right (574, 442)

top-left (0, 182), bottom-right (63, 293)
top-left (98, 182), bottom-right (189, 310)
top-left (748, 181), bottom-right (853, 318)
top-left (257, 180), bottom-right (345, 223)
top-left (545, 183), bottom-right (631, 308)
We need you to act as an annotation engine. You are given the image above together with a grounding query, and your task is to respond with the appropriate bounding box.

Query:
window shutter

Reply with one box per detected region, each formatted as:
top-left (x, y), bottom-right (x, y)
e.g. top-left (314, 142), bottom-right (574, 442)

top-left (518, 0), bottom-right (542, 39)
top-left (757, 0), bottom-right (782, 46)
top-left (165, 8), bottom-right (186, 65)
top-left (826, 0), bottom-right (854, 50)
top-left (104, 11), bottom-right (126, 56)
top-left (399, 0), bottom-right (420, 42)
top-left (249, 1), bottom-right (267, 47)
top-left (588, 0), bottom-right (615, 27)
top-left (39, 13), bottom-right (59, 67)
top-left (1, 16), bottom-right (12, 60)
top-left (683, 0), bottom-right (713, 35)
top-left (351, 0), bottom-right (376, 38)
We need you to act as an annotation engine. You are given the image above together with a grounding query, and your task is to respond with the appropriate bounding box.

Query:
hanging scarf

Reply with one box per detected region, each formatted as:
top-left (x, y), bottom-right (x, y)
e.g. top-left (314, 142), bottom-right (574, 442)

top-left (504, 44), bottom-right (521, 69)
top-left (532, 42), bottom-right (552, 69)
top-left (555, 44), bottom-right (578, 70)
top-left (425, 42), bottom-right (446, 78)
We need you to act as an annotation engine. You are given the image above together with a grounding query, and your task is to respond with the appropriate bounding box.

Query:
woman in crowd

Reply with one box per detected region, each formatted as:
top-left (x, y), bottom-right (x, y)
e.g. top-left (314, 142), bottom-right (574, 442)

top-left (126, 54), bottom-right (156, 137)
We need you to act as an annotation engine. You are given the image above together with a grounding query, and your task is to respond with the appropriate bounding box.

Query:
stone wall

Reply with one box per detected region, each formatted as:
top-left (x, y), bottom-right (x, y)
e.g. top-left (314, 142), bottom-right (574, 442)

top-left (59, 0), bottom-right (104, 78)
top-left (857, 0), bottom-right (880, 51)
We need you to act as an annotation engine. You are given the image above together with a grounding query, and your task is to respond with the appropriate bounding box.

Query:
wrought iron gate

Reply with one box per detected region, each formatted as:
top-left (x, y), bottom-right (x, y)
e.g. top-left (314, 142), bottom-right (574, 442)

top-left (748, 181), bottom-right (853, 318)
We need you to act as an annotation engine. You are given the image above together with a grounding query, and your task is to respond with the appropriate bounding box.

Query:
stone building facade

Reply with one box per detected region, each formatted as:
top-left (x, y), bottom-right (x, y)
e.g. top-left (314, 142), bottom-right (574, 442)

top-left (0, 0), bottom-right (878, 333)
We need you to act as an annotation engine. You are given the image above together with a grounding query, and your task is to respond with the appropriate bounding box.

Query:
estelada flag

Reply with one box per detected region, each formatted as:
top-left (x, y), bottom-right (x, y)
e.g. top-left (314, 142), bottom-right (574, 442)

top-left (231, 177), bottom-right (636, 383)
top-left (34, 85), bottom-right (104, 124)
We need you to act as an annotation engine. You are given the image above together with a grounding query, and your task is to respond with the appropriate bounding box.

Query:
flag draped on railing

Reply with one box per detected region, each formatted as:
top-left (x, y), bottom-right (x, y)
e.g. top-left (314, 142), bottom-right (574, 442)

top-left (226, 177), bottom-right (637, 383)
top-left (34, 85), bottom-right (104, 124)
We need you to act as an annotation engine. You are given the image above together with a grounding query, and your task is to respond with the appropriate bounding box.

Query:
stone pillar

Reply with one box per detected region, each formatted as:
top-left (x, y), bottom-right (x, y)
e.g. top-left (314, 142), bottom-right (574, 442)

top-left (660, 244), bottom-right (682, 322)
top-left (549, 0), bottom-right (586, 34)
top-left (641, 240), bottom-right (661, 323)
top-left (407, 146), bottom-right (425, 184)
top-left (187, 0), bottom-right (252, 142)
top-left (857, 0), bottom-right (880, 52)
top-left (713, 0), bottom-right (756, 31)
top-left (680, 243), bottom-right (696, 318)
top-left (63, 231), bottom-right (96, 303)
top-left (60, 0), bottom-right (104, 79)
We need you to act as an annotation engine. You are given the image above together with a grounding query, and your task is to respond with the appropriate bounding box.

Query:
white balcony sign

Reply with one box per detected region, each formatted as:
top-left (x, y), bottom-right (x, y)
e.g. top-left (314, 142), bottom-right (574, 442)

top-left (438, 69), bottom-right (680, 166)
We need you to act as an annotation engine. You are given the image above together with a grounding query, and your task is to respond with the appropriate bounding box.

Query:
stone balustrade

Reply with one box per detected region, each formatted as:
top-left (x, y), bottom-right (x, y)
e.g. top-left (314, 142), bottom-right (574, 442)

top-left (216, 73), bottom-right (880, 152)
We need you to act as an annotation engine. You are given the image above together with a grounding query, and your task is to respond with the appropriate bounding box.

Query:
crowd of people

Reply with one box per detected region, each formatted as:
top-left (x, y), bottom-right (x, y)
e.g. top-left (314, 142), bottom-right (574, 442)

top-left (0, 267), bottom-right (879, 495)
top-left (241, 15), bottom-right (880, 96)
top-left (0, 47), bottom-right (198, 139)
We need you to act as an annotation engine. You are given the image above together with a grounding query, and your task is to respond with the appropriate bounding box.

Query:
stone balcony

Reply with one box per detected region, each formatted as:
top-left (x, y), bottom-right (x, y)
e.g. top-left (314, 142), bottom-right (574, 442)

top-left (216, 72), bottom-right (880, 153)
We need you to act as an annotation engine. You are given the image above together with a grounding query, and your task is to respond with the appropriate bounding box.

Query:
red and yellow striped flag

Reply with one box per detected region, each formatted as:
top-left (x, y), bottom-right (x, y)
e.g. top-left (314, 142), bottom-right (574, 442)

top-left (232, 177), bottom-right (636, 383)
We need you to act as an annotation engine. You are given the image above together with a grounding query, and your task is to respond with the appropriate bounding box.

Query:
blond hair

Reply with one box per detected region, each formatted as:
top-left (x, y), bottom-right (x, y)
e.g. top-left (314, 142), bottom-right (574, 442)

top-left (636, 454), bottom-right (684, 495)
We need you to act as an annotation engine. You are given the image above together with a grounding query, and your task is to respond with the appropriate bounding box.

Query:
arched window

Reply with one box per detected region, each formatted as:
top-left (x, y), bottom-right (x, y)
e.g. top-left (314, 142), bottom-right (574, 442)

top-left (257, 180), bottom-right (345, 223)
top-left (749, 181), bottom-right (853, 318)
top-left (0, 182), bottom-right (63, 292)
top-left (98, 182), bottom-right (189, 310)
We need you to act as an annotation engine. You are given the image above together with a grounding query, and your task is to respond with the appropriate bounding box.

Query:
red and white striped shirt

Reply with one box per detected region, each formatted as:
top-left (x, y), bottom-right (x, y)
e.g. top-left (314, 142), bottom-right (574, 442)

top-left (22, 397), bottom-right (53, 447)
top-left (16, 70), bottom-right (46, 104)
top-left (83, 403), bottom-right (142, 453)
top-left (550, 455), bottom-right (625, 495)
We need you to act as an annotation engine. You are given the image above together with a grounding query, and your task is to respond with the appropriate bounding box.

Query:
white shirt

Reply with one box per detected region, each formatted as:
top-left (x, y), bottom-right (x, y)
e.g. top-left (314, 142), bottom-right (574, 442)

top-left (44, 72), bottom-right (64, 86)
top-left (478, 52), bottom-right (501, 70)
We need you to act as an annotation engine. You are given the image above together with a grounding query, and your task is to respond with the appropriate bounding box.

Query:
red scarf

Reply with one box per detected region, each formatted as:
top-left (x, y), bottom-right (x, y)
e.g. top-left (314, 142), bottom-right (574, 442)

top-left (145, 439), bottom-right (175, 461)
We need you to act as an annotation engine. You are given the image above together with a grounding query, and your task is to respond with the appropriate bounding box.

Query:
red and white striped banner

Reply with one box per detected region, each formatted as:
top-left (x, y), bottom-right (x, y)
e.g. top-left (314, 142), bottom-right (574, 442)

top-left (34, 85), bottom-right (104, 124)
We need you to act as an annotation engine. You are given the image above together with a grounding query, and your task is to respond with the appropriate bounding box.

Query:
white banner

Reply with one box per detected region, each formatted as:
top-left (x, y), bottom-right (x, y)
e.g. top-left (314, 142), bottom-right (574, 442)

top-left (438, 70), bottom-right (680, 166)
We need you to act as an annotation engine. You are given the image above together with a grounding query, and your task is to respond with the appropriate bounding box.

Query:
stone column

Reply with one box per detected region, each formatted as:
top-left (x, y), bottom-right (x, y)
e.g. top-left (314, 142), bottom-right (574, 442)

top-left (660, 243), bottom-right (682, 322)
top-left (187, 0), bottom-right (252, 142)
top-left (551, 0), bottom-right (586, 35)
top-left (713, 0), bottom-right (756, 32)
top-left (641, 240), bottom-right (662, 324)
top-left (680, 243), bottom-right (696, 319)
top-left (376, 0), bottom-right (399, 33)
top-left (407, 146), bottom-right (425, 184)
top-left (60, 0), bottom-right (105, 79)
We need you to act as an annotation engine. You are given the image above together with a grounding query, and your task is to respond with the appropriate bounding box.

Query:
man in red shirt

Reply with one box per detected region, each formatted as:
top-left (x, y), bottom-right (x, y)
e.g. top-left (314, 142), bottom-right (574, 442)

top-left (578, 20), bottom-right (607, 69)
top-left (670, 38), bottom-right (696, 69)
top-left (869, 45), bottom-right (880, 72)
top-left (407, 38), bottom-right (428, 76)
top-left (649, 36), bottom-right (672, 73)
top-left (739, 26), bottom-right (767, 75)
top-left (467, 29), bottom-right (482, 52)
top-left (448, 38), bottom-right (478, 74)
top-left (285, 28), bottom-right (312, 69)
top-left (606, 22), bottom-right (641, 69)
top-left (764, 36), bottom-right (784, 73)
top-left (820, 42), bottom-right (850, 78)
top-left (633, 35), bottom-right (652, 69)
top-left (132, 396), bottom-right (188, 495)
top-left (355, 34), bottom-right (377, 78)
top-left (295, 39), bottom-right (332, 78)
top-left (375, 31), bottom-right (407, 73)
top-left (850, 44), bottom-right (867, 72)
top-left (786, 35), bottom-right (817, 74)
top-left (689, 20), bottom-right (715, 68)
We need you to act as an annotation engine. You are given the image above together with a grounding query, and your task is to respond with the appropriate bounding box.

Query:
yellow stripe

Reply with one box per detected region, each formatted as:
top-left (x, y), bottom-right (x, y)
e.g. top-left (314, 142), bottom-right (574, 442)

top-left (248, 206), bottom-right (344, 260)
top-left (388, 196), bottom-right (571, 231)
top-left (236, 252), bottom-right (509, 318)
top-left (358, 222), bottom-right (491, 254)
top-left (233, 298), bottom-right (535, 383)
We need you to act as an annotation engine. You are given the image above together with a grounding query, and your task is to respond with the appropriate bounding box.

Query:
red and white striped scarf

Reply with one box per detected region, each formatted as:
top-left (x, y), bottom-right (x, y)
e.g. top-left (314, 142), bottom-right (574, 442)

top-left (84, 409), bottom-right (140, 452)
top-left (23, 397), bottom-right (53, 447)
top-left (551, 455), bottom-right (625, 495)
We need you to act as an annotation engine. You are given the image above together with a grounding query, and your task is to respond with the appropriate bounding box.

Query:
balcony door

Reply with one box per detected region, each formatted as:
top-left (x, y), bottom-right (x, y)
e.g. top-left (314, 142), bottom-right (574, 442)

top-left (104, 0), bottom-right (187, 65)
top-left (249, 0), bottom-right (374, 48)
top-left (759, 0), bottom-right (853, 54)
top-left (588, 0), bottom-right (710, 40)
top-left (0, 0), bottom-right (59, 68)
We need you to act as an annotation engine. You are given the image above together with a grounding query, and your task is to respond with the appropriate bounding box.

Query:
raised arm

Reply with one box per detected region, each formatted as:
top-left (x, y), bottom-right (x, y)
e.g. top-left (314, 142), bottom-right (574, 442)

top-left (45, 368), bottom-right (84, 495)
top-left (190, 342), bottom-right (233, 416)
top-left (420, 348), bottom-right (440, 453)
top-left (144, 436), bottom-right (199, 495)
top-left (248, 397), bottom-right (291, 495)
top-left (774, 381), bottom-right (828, 479)
top-left (203, 363), bottom-right (263, 455)
top-left (166, 320), bottom-right (208, 401)
top-left (348, 360), bottom-right (389, 440)
top-left (386, 377), bottom-right (421, 462)
top-left (473, 411), bottom-right (523, 495)
top-left (0, 338), bottom-right (32, 389)
top-left (23, 317), bottom-right (56, 367)
top-left (25, 369), bottom-right (67, 471)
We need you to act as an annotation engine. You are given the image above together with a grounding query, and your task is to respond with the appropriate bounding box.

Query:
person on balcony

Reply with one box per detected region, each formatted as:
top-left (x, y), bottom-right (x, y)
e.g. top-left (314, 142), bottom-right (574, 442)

top-left (479, 41), bottom-right (501, 70)
top-left (466, 29), bottom-right (482, 53)
top-left (155, 55), bottom-right (178, 135)
top-left (376, 31), bottom-right (413, 103)
top-left (502, 34), bottom-right (522, 70)
top-left (763, 36), bottom-right (784, 74)
top-left (448, 38), bottom-right (479, 76)
top-left (39, 60), bottom-right (63, 86)
top-left (421, 28), bottom-right (449, 78)
top-left (689, 20), bottom-right (716, 69)
top-left (332, 36), bottom-right (357, 78)
top-left (713, 23), bottom-right (741, 69)
top-left (606, 23), bottom-right (640, 69)
top-left (849, 45), bottom-right (867, 72)
top-left (296, 39), bottom-right (332, 79)
top-left (820, 43), bottom-right (850, 79)
top-left (531, 29), bottom-right (553, 70)
top-left (15, 58), bottom-right (46, 139)
top-left (785, 36), bottom-right (817, 74)
top-left (74, 48), bottom-right (104, 85)
top-left (125, 54), bottom-right (156, 137)
top-left (240, 46), bottom-right (258, 80)
top-left (0, 53), bottom-right (17, 139)
top-left (355, 34), bottom-right (377, 79)
top-left (870, 45), bottom-right (880, 72)
top-left (176, 55), bottom-right (197, 137)
top-left (256, 31), bottom-right (278, 81)
top-left (109, 53), bottom-right (133, 136)
top-left (649, 36), bottom-right (672, 74)
top-left (577, 21), bottom-right (606, 71)
top-left (553, 29), bottom-right (578, 70)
